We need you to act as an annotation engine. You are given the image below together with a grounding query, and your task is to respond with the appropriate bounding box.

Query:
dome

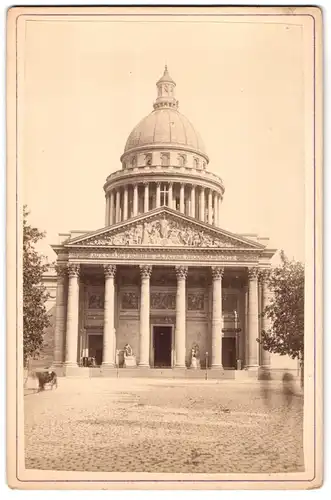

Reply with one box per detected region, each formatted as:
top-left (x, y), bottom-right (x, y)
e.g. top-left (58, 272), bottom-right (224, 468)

top-left (124, 108), bottom-right (207, 156)
top-left (123, 66), bottom-right (208, 160)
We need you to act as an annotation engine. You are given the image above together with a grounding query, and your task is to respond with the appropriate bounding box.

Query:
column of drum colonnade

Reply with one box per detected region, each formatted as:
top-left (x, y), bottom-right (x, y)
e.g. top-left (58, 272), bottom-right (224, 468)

top-left (104, 182), bottom-right (222, 227)
top-left (53, 263), bottom-right (270, 370)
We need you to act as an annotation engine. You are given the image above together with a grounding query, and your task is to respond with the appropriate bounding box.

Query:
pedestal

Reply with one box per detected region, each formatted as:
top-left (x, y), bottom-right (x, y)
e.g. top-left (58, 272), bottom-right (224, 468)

top-left (124, 355), bottom-right (137, 368)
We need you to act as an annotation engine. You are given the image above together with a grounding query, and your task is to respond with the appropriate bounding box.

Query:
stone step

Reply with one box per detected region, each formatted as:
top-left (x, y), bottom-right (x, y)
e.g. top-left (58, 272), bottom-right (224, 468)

top-left (61, 367), bottom-right (239, 379)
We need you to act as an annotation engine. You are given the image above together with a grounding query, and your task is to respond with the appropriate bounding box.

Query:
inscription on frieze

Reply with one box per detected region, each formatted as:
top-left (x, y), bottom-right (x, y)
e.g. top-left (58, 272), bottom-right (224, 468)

top-left (69, 250), bottom-right (258, 262)
top-left (187, 292), bottom-right (205, 311)
top-left (151, 292), bottom-right (176, 310)
top-left (121, 292), bottom-right (139, 310)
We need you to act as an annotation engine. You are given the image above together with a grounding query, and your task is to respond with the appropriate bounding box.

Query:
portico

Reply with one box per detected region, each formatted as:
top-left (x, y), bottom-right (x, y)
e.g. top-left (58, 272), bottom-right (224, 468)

top-left (52, 208), bottom-right (273, 375)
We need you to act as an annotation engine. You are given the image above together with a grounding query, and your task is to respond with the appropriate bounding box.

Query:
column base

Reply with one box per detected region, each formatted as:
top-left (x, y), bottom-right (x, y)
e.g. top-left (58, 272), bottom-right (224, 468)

top-left (102, 362), bottom-right (115, 369)
top-left (101, 364), bottom-right (117, 376)
top-left (63, 363), bottom-right (80, 377)
top-left (211, 364), bottom-right (224, 370)
top-left (51, 363), bottom-right (65, 376)
top-left (174, 364), bottom-right (186, 369)
top-left (138, 363), bottom-right (150, 368)
top-left (246, 364), bottom-right (259, 371)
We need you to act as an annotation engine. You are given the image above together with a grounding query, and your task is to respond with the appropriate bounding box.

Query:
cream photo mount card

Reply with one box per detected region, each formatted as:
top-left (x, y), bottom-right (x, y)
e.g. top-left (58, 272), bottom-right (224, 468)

top-left (6, 5), bottom-right (323, 490)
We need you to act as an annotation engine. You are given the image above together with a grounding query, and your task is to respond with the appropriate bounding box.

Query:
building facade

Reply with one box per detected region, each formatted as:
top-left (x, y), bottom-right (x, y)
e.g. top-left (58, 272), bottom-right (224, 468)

top-left (49, 67), bottom-right (287, 377)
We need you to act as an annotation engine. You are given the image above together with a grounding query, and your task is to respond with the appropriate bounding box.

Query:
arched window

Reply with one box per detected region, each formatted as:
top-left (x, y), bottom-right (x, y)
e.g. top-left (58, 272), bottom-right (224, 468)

top-left (194, 157), bottom-right (200, 169)
top-left (161, 153), bottom-right (170, 167)
top-left (178, 154), bottom-right (186, 167)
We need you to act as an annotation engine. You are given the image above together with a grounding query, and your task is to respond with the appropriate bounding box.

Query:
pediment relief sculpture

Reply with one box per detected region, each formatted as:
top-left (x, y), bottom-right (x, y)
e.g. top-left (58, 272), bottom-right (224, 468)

top-left (76, 217), bottom-right (252, 249)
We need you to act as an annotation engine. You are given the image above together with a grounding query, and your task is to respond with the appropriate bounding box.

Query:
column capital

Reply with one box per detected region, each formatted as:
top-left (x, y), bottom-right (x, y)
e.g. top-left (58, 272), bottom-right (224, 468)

top-left (67, 263), bottom-right (80, 278)
top-left (140, 265), bottom-right (152, 279)
top-left (104, 264), bottom-right (116, 279)
top-left (258, 268), bottom-right (271, 283)
top-left (247, 267), bottom-right (259, 280)
top-left (175, 265), bottom-right (188, 280)
top-left (211, 266), bottom-right (224, 280)
top-left (55, 263), bottom-right (68, 278)
top-left (156, 181), bottom-right (161, 187)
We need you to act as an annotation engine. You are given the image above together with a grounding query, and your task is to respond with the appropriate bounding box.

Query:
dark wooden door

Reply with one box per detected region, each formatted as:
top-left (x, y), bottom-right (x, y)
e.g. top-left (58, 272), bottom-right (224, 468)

top-left (153, 326), bottom-right (172, 367)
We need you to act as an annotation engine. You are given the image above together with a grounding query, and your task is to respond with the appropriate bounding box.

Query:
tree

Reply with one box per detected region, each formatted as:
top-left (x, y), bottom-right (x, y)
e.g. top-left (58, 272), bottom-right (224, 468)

top-left (23, 206), bottom-right (50, 366)
top-left (259, 250), bottom-right (304, 385)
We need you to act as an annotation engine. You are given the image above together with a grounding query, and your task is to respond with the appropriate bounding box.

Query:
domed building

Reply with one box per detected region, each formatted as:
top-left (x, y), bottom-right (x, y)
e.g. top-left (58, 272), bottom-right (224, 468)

top-left (50, 66), bottom-right (278, 377)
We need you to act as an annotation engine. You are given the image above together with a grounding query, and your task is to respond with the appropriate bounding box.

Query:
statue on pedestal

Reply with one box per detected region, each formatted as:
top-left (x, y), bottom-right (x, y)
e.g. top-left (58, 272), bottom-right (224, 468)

top-left (190, 343), bottom-right (200, 369)
top-left (123, 343), bottom-right (136, 367)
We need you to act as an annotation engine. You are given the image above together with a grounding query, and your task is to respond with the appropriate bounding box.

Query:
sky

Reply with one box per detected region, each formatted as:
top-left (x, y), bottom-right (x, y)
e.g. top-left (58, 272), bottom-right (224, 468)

top-left (21, 14), bottom-right (307, 264)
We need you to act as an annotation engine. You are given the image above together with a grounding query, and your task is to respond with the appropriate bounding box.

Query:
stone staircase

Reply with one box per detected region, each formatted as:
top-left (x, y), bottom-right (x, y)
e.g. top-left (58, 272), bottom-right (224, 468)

top-left (60, 366), bottom-right (241, 379)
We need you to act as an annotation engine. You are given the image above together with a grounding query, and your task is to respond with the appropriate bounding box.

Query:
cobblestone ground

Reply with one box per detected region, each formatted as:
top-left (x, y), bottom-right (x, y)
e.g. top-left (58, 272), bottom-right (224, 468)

top-left (24, 378), bottom-right (304, 473)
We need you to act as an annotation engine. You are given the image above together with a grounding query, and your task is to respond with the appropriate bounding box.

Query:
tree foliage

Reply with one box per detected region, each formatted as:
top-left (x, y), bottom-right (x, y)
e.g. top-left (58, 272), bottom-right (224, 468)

top-left (259, 250), bottom-right (304, 362)
top-left (23, 206), bottom-right (50, 365)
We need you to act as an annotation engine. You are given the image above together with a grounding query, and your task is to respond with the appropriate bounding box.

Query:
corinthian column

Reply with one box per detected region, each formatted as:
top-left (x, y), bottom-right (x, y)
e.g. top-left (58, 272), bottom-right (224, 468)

top-left (190, 185), bottom-right (196, 218)
top-left (109, 190), bottom-right (114, 225)
top-left (123, 186), bottom-right (128, 221)
top-left (144, 182), bottom-right (149, 213)
top-left (211, 266), bottom-right (224, 368)
top-left (180, 184), bottom-right (185, 213)
top-left (247, 267), bottom-right (259, 369)
top-left (199, 187), bottom-right (205, 222)
top-left (139, 265), bottom-right (152, 367)
top-left (214, 191), bottom-right (218, 226)
top-left (102, 264), bottom-right (116, 368)
top-left (115, 189), bottom-right (121, 223)
top-left (105, 195), bottom-right (110, 226)
top-left (168, 182), bottom-right (173, 209)
top-left (156, 182), bottom-right (161, 208)
top-left (175, 266), bottom-right (188, 367)
top-left (259, 270), bottom-right (271, 367)
top-left (65, 264), bottom-right (80, 367)
top-left (208, 190), bottom-right (213, 224)
top-left (133, 184), bottom-right (138, 216)
top-left (54, 263), bottom-right (67, 366)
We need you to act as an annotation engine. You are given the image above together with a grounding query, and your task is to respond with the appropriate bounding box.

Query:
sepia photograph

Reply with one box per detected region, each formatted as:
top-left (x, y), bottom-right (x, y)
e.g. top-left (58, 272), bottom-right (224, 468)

top-left (6, 5), bottom-right (322, 490)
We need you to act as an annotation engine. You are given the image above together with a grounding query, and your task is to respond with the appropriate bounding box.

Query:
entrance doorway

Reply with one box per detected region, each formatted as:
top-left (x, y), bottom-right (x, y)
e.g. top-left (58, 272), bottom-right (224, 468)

top-left (222, 337), bottom-right (236, 368)
top-left (153, 326), bottom-right (172, 368)
top-left (88, 335), bottom-right (103, 366)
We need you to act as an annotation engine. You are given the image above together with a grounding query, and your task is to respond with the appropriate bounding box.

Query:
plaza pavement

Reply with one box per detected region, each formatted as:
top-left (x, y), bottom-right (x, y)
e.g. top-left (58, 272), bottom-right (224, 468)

top-left (24, 377), bottom-right (304, 474)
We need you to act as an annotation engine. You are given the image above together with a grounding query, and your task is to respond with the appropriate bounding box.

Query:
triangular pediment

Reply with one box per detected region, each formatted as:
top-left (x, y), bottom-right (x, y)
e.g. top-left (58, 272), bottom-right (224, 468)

top-left (66, 207), bottom-right (265, 250)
